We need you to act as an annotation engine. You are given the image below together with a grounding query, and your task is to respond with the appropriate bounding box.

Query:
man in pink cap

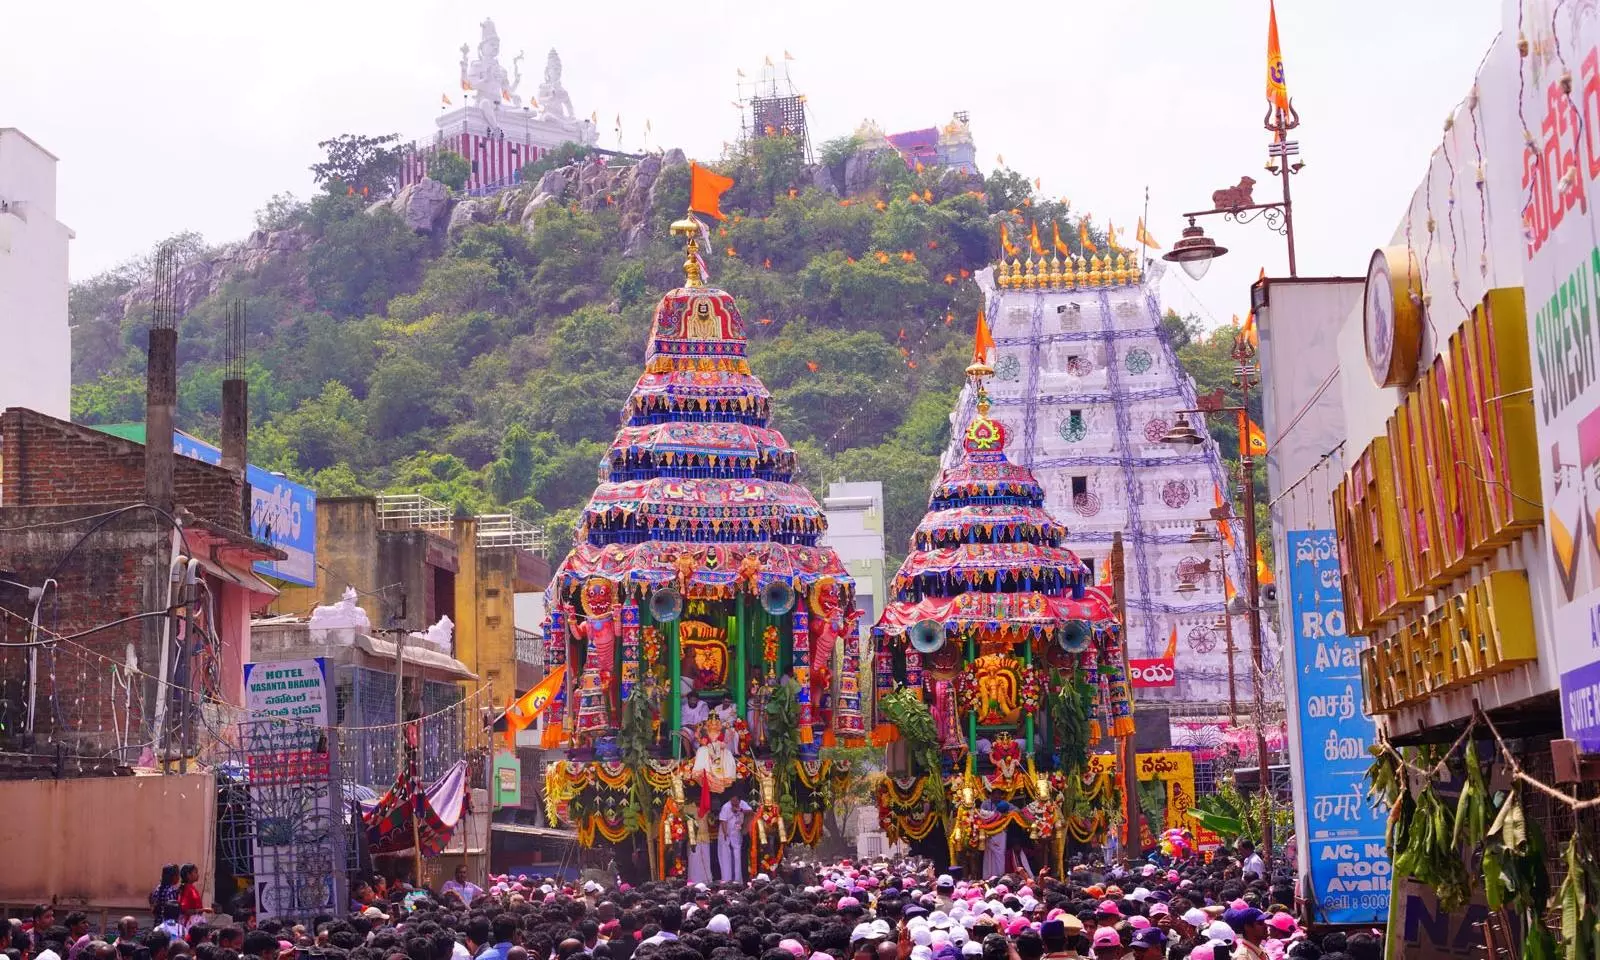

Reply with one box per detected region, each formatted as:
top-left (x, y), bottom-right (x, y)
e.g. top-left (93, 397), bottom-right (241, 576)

top-left (1089, 927), bottom-right (1124, 958)
top-left (1093, 901), bottom-right (1122, 929)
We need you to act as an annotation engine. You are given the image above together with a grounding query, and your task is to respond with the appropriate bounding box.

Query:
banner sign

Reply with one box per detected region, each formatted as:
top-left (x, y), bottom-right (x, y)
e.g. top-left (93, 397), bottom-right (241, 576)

top-left (242, 658), bottom-right (343, 922)
top-left (1514, 11), bottom-right (1600, 753)
top-left (1128, 657), bottom-right (1175, 687)
top-left (1288, 530), bottom-right (1390, 924)
top-left (174, 431), bottom-right (318, 586)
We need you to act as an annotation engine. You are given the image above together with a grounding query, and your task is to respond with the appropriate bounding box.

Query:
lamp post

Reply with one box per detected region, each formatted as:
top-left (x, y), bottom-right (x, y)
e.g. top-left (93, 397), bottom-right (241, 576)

top-left (1184, 519), bottom-right (1241, 728)
top-left (1162, 328), bottom-right (1273, 861)
top-left (1163, 104), bottom-right (1303, 278)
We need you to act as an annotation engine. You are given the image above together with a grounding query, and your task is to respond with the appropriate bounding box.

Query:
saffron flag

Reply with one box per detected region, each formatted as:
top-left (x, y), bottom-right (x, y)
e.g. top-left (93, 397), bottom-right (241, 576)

top-left (1267, 0), bottom-right (1290, 111)
top-left (784, 50), bottom-right (795, 61)
top-left (973, 309), bottom-right (996, 366)
top-left (1242, 418), bottom-right (1268, 457)
top-left (1029, 222), bottom-right (1047, 256)
top-left (1213, 486), bottom-right (1237, 549)
top-left (1079, 221), bottom-right (1098, 254)
top-left (1053, 222), bottom-right (1071, 256)
top-left (1242, 311), bottom-right (1259, 349)
top-left (1163, 624), bottom-right (1179, 660)
top-left (1000, 222), bottom-right (1020, 257)
top-left (441, 93), bottom-right (452, 106)
top-left (689, 162), bottom-right (734, 221)
top-left (1107, 221), bottom-right (1120, 253)
top-left (1225, 572), bottom-right (1238, 603)
top-left (1136, 216), bottom-right (1161, 249)
top-left (1257, 550), bottom-right (1275, 585)
top-left (506, 666), bottom-right (566, 733)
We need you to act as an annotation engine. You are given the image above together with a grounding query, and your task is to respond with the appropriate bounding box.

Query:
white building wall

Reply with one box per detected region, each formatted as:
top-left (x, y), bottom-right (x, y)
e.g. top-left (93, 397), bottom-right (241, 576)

top-left (950, 274), bottom-right (1274, 708)
top-left (0, 129), bottom-right (72, 421)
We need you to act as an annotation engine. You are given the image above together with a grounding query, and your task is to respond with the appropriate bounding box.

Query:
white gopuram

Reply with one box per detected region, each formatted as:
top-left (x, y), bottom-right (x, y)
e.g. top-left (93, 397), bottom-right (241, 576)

top-left (947, 254), bottom-right (1280, 717)
top-left (401, 18), bottom-right (600, 194)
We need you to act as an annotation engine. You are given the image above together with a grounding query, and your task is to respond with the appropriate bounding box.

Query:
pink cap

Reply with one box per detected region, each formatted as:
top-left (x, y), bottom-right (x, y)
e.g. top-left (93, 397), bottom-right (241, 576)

top-left (1166, 871), bottom-right (1180, 884)
top-left (1128, 917), bottom-right (1151, 930)
top-left (1229, 899), bottom-right (1249, 910)
top-left (1148, 904), bottom-right (1170, 918)
top-left (779, 940), bottom-right (806, 958)
top-left (994, 885), bottom-right (1009, 896)
top-left (1269, 913), bottom-right (1298, 933)
top-left (1191, 946), bottom-right (1215, 960)
top-left (1097, 900), bottom-right (1122, 917)
top-left (1092, 929), bottom-right (1121, 948)
top-left (1005, 919), bottom-right (1029, 936)
top-left (1046, 909), bottom-right (1065, 921)
top-left (823, 881), bottom-right (837, 892)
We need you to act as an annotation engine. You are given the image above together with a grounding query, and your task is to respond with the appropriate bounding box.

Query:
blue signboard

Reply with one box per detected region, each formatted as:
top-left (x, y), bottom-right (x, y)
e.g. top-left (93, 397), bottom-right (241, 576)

top-left (175, 431), bottom-right (317, 587)
top-left (1288, 530), bottom-right (1390, 925)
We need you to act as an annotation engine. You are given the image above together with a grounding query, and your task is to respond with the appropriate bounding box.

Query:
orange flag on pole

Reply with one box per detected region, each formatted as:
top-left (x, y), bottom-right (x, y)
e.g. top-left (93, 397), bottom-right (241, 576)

top-left (1000, 222), bottom-right (1020, 257)
top-left (1242, 311), bottom-right (1259, 349)
top-left (974, 309), bottom-right (996, 366)
top-left (1241, 418), bottom-right (1269, 457)
top-left (1163, 624), bottom-right (1179, 660)
top-left (506, 665), bottom-right (565, 735)
top-left (1213, 486), bottom-right (1237, 548)
top-left (1029, 222), bottom-right (1047, 256)
top-left (1267, 0), bottom-right (1290, 111)
top-left (689, 162), bottom-right (734, 221)
top-left (1053, 222), bottom-right (1071, 256)
top-left (1257, 549), bottom-right (1275, 585)
top-left (1136, 216), bottom-right (1161, 249)
top-left (1079, 221), bottom-right (1098, 254)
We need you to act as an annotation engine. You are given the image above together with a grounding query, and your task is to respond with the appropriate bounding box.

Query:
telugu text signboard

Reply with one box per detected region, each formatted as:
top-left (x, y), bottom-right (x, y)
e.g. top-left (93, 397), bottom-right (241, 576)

top-left (174, 431), bottom-right (317, 586)
top-left (1288, 530), bottom-right (1390, 924)
top-left (1515, 13), bottom-right (1600, 753)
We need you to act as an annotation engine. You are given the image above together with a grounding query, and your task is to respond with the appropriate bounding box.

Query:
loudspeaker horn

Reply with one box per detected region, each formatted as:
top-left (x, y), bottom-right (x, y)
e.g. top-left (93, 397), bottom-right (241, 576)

top-left (1057, 619), bottom-right (1092, 653)
top-left (650, 586), bottom-right (684, 623)
top-left (761, 579), bottom-right (796, 616)
top-left (908, 619), bottom-right (945, 654)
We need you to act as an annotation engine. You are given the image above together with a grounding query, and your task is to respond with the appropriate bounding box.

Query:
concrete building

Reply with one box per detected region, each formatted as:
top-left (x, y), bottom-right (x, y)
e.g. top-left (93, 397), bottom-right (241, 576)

top-left (0, 129), bottom-right (72, 420)
top-left (272, 494), bottom-right (551, 703)
top-left (820, 481), bottom-right (887, 630)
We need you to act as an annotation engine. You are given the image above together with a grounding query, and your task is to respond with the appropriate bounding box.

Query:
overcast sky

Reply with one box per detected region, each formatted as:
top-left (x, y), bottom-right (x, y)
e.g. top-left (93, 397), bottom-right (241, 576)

top-left (6, 0), bottom-right (1499, 326)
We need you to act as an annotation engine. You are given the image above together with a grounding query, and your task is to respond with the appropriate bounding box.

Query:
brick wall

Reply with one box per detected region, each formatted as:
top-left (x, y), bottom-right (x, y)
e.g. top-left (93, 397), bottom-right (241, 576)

top-left (0, 506), bottom-right (168, 757)
top-left (1, 408), bottom-right (243, 530)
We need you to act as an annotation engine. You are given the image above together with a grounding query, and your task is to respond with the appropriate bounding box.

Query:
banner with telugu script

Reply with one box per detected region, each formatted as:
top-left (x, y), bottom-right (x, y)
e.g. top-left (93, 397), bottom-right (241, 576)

top-left (1288, 530), bottom-right (1389, 924)
top-left (1128, 657), bottom-right (1175, 688)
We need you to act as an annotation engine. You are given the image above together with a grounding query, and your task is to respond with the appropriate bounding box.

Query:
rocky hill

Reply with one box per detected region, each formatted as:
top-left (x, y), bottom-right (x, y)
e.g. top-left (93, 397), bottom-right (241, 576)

top-left (68, 135), bottom-right (1232, 562)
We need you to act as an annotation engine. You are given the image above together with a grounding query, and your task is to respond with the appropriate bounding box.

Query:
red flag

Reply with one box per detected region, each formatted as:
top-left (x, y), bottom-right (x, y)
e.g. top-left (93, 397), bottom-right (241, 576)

top-left (806, 361), bottom-right (819, 373)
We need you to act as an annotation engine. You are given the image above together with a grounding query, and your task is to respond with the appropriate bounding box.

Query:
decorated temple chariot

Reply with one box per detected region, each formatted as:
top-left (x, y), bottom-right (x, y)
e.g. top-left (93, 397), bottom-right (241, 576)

top-left (872, 322), bottom-right (1136, 874)
top-left (541, 211), bottom-right (860, 879)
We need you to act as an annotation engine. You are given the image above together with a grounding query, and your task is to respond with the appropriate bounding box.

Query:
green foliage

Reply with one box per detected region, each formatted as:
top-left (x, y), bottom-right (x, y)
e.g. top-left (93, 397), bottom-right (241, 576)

top-left (254, 192), bottom-right (307, 232)
top-left (306, 205), bottom-right (426, 316)
top-left (427, 151), bottom-right (471, 192)
top-left (310, 132), bottom-right (404, 196)
top-left (518, 142), bottom-right (592, 185)
top-left (72, 372), bottom-right (146, 424)
top-left (1048, 677), bottom-right (1093, 776)
top-left (878, 686), bottom-right (944, 809)
top-left (764, 676), bottom-right (802, 808)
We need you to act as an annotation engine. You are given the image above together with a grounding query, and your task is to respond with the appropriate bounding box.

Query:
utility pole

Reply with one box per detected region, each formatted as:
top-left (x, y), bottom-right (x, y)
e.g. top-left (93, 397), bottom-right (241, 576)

top-left (1111, 533), bottom-right (1139, 861)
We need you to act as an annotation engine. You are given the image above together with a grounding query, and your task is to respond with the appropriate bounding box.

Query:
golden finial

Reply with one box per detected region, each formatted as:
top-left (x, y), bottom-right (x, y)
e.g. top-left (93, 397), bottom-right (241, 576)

top-left (1023, 256), bottom-right (1037, 289)
top-left (670, 210), bottom-right (704, 288)
top-left (1129, 255), bottom-right (1142, 286)
top-left (1010, 258), bottom-right (1022, 288)
top-left (1003, 258), bottom-right (1018, 289)
top-left (1047, 254), bottom-right (1062, 289)
top-left (1065, 254), bottom-right (1079, 289)
top-left (1114, 253), bottom-right (1128, 286)
top-left (995, 259), bottom-right (1009, 289)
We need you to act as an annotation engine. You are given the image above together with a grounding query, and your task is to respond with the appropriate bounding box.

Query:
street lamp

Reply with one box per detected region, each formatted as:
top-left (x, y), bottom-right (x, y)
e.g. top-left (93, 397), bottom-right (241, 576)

top-left (1164, 103), bottom-right (1304, 277)
top-left (1164, 218), bottom-right (1229, 281)
top-left (1162, 326), bottom-right (1275, 861)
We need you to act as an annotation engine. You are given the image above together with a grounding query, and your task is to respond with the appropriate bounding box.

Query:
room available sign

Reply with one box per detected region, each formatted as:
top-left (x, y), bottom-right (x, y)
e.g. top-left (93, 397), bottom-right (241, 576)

top-left (1516, 12), bottom-right (1600, 753)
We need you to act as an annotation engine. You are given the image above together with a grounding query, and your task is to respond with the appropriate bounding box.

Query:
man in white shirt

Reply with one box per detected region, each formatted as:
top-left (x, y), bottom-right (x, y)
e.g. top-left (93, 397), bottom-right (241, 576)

top-left (441, 864), bottom-right (484, 906)
top-left (718, 793), bottom-right (754, 883)
top-left (681, 691), bottom-right (710, 749)
top-left (1238, 839), bottom-right (1266, 881)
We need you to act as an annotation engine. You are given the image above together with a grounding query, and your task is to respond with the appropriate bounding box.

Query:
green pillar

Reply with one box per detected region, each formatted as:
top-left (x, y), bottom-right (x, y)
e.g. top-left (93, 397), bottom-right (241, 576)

top-left (669, 619), bottom-right (682, 760)
top-left (733, 593), bottom-right (747, 718)
top-left (1023, 635), bottom-right (1035, 761)
top-left (966, 633), bottom-right (977, 775)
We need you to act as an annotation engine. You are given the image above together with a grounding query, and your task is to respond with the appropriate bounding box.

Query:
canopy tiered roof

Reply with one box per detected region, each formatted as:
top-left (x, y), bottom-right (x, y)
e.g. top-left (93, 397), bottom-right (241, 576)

top-left (552, 221), bottom-right (850, 597)
top-left (877, 318), bottom-right (1114, 638)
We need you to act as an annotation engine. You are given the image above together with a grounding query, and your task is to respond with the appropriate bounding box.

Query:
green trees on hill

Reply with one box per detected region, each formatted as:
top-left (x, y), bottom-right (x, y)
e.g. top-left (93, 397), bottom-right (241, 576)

top-left (69, 133), bottom-right (1224, 565)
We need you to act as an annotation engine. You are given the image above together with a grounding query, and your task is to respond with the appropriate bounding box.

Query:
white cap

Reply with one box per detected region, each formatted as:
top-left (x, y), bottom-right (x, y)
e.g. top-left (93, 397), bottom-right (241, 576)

top-left (931, 931), bottom-right (951, 947)
top-left (937, 874), bottom-right (955, 888)
top-left (949, 928), bottom-right (969, 945)
top-left (707, 915), bottom-right (731, 935)
top-left (911, 947), bottom-right (933, 960)
top-left (1205, 922), bottom-right (1236, 944)
top-left (1182, 909), bottom-right (1209, 928)
top-left (961, 943), bottom-right (983, 957)
top-left (584, 881), bottom-right (603, 893)
top-left (911, 928), bottom-right (933, 947)
top-left (1129, 888), bottom-right (1150, 903)
top-left (850, 924), bottom-right (874, 943)
top-left (929, 911), bottom-right (950, 927)
top-left (870, 920), bottom-right (893, 940)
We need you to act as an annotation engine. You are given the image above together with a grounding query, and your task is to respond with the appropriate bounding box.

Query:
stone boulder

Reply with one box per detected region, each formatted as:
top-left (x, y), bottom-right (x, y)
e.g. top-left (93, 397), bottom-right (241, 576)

top-left (375, 178), bottom-right (450, 234)
top-left (448, 198), bottom-right (494, 237)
